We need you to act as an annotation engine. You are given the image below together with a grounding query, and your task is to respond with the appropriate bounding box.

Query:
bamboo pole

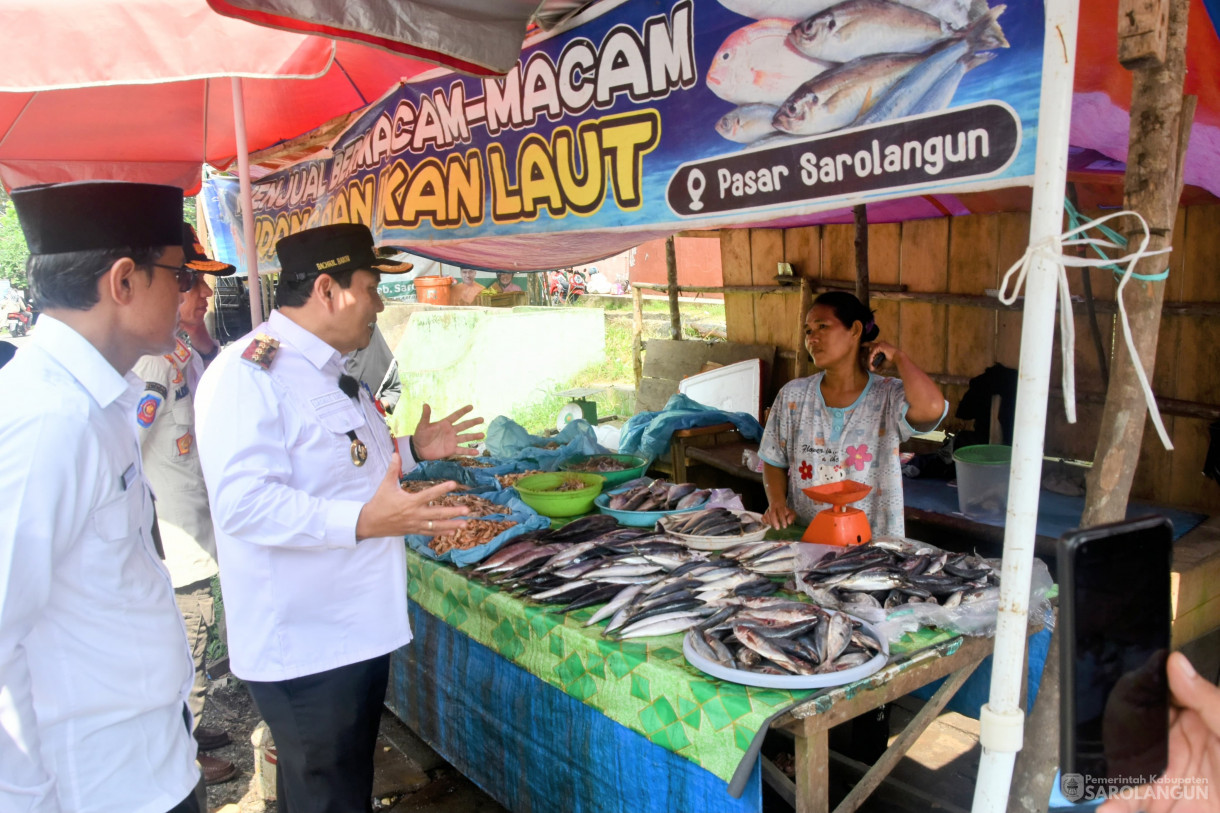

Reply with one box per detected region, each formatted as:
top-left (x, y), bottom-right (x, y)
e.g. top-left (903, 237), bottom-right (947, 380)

top-left (666, 236), bottom-right (682, 340)
top-left (797, 277), bottom-right (813, 378)
top-left (632, 285), bottom-right (644, 390)
top-left (854, 204), bottom-right (870, 309)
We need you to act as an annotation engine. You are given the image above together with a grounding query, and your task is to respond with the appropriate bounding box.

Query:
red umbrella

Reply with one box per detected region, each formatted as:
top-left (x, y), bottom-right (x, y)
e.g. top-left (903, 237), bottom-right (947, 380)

top-left (0, 0), bottom-right (446, 193)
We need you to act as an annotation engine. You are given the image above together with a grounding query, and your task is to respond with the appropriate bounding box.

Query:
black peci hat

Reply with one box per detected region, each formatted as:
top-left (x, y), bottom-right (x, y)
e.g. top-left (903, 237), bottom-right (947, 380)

top-left (183, 223), bottom-right (236, 276)
top-left (12, 181), bottom-right (183, 255)
top-left (276, 223), bottom-right (413, 283)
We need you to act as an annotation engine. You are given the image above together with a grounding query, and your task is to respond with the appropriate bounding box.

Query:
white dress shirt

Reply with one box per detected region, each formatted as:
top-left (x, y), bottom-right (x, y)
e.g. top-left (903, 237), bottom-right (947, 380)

top-left (195, 311), bottom-right (413, 682)
top-left (0, 316), bottom-right (198, 813)
top-left (132, 337), bottom-right (218, 588)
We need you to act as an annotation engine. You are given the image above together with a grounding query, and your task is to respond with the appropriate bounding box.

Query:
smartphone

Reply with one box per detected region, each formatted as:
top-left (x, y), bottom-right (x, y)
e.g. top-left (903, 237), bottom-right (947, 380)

top-left (1058, 516), bottom-right (1172, 803)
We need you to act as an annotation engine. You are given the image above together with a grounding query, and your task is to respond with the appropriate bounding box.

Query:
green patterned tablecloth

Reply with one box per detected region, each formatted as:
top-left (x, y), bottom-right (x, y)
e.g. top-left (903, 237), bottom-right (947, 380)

top-left (406, 550), bottom-right (814, 783)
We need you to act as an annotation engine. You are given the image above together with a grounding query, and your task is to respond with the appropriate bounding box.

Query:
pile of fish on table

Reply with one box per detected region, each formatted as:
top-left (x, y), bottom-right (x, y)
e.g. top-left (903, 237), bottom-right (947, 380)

top-left (470, 516), bottom-right (882, 676)
top-left (796, 537), bottom-right (1000, 614)
top-left (604, 480), bottom-right (710, 512)
top-left (689, 600), bottom-right (885, 676)
top-left (662, 506), bottom-right (766, 537)
top-left (708, 0), bottom-right (1010, 147)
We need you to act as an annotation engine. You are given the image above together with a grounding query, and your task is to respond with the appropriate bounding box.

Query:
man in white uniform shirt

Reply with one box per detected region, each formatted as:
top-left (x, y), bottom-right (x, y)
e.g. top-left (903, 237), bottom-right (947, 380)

top-left (0, 181), bottom-right (202, 812)
top-left (133, 223), bottom-right (239, 786)
top-left (195, 223), bottom-right (483, 813)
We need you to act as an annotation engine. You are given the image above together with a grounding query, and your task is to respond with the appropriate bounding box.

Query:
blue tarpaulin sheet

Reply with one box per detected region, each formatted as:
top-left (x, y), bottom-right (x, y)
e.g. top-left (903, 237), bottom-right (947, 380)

top-left (388, 602), bottom-right (762, 813)
top-left (619, 394), bottom-right (762, 460)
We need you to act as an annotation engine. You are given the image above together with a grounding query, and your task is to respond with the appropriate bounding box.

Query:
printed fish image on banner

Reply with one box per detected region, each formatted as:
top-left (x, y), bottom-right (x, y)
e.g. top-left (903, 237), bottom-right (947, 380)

top-left (710, 0), bottom-right (1010, 146)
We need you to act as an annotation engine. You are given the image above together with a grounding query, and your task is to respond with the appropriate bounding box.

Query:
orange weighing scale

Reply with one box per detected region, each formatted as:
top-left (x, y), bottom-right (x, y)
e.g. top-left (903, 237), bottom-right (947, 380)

top-left (800, 480), bottom-right (873, 547)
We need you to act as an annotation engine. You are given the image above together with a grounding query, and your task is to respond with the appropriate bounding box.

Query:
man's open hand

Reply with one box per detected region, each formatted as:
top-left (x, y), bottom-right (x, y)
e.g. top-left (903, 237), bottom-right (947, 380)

top-left (411, 404), bottom-right (485, 460)
top-left (356, 454), bottom-right (469, 539)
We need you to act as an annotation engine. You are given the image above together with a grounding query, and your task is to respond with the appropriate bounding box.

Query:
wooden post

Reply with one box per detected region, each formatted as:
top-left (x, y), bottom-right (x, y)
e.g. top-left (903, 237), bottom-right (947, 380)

top-left (853, 204), bottom-right (870, 309)
top-left (1082, 0), bottom-right (1192, 527)
top-left (632, 285), bottom-right (644, 390)
top-left (666, 236), bottom-right (682, 340)
top-left (796, 277), bottom-right (812, 378)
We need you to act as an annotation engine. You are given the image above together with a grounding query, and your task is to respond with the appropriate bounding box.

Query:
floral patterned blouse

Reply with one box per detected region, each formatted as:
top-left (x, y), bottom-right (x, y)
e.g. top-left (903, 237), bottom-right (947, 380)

top-left (758, 372), bottom-right (944, 537)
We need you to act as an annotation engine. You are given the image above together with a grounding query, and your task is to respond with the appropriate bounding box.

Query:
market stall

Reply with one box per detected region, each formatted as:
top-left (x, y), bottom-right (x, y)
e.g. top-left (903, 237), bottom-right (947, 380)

top-left (375, 446), bottom-right (1055, 813)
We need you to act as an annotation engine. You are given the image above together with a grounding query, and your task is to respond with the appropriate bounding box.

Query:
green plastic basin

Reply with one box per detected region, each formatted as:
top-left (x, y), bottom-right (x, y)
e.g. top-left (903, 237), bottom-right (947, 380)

top-left (559, 453), bottom-right (649, 487)
top-left (513, 472), bottom-right (605, 518)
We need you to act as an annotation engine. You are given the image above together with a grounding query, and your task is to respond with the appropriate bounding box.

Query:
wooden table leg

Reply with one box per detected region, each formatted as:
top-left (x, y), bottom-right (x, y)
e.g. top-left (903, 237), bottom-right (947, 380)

top-left (795, 723), bottom-right (830, 813)
top-left (831, 657), bottom-right (982, 813)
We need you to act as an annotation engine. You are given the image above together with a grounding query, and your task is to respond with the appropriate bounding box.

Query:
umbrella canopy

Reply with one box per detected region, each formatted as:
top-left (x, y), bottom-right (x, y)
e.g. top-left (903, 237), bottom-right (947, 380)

top-left (0, 0), bottom-right (482, 192)
top-left (205, 0), bottom-right (589, 75)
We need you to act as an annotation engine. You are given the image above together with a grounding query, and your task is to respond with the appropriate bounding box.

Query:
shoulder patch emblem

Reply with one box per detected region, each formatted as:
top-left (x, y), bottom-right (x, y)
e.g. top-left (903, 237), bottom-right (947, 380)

top-left (172, 339), bottom-right (191, 363)
top-left (170, 365), bottom-right (184, 385)
top-left (137, 393), bottom-right (161, 427)
top-left (241, 334), bottom-right (280, 370)
top-left (176, 432), bottom-right (194, 456)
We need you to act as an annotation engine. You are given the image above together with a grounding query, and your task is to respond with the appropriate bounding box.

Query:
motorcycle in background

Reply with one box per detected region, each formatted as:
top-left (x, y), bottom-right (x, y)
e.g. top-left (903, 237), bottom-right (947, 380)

top-left (547, 268), bottom-right (587, 305)
top-left (6, 302), bottom-right (32, 337)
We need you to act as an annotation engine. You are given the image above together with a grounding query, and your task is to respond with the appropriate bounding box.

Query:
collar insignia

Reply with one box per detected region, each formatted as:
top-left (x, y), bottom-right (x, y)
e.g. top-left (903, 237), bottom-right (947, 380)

top-left (241, 334), bottom-right (280, 370)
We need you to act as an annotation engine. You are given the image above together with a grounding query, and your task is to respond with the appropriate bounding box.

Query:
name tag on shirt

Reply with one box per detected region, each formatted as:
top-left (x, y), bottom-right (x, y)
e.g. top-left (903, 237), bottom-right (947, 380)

top-left (312, 390), bottom-right (365, 434)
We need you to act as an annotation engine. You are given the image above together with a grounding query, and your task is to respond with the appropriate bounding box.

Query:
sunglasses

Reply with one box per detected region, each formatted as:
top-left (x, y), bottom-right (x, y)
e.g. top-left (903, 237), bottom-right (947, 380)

top-left (150, 263), bottom-right (199, 293)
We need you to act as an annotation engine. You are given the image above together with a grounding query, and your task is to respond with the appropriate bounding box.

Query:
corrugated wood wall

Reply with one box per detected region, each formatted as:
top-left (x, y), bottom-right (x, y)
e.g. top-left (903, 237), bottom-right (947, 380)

top-left (720, 206), bottom-right (1220, 513)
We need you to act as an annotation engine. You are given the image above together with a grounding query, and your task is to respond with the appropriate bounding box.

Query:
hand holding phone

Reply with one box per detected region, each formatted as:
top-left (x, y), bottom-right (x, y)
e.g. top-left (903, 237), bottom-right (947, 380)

top-left (1059, 516), bottom-right (1173, 804)
top-left (1097, 653), bottom-right (1220, 813)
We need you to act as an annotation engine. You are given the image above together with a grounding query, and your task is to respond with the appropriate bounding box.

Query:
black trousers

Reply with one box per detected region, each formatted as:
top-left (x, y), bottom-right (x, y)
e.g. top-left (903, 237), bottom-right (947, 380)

top-left (246, 654), bottom-right (391, 813)
top-left (164, 779), bottom-right (205, 813)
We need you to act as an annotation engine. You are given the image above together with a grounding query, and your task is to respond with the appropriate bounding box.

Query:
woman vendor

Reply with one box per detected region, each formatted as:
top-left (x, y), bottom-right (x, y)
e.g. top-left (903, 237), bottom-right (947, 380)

top-left (758, 292), bottom-right (947, 536)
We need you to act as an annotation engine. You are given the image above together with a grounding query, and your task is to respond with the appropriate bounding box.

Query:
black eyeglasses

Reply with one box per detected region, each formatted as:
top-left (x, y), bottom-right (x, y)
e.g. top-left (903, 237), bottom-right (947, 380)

top-left (149, 263), bottom-right (199, 293)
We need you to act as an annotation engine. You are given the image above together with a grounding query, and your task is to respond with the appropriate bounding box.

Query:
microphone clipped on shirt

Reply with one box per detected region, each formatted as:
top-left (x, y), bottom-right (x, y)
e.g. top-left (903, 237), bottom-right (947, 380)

top-left (338, 374), bottom-right (368, 466)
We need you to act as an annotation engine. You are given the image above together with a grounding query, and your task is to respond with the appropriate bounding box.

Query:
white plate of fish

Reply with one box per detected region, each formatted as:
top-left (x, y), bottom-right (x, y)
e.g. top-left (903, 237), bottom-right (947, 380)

top-left (682, 606), bottom-right (888, 690)
top-left (658, 508), bottom-right (770, 550)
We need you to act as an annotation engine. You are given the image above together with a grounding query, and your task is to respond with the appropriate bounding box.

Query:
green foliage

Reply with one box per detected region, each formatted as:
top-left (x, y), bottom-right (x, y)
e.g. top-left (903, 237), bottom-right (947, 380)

top-left (504, 302), bottom-right (725, 435)
top-left (0, 188), bottom-right (30, 288)
top-left (0, 190), bottom-right (200, 290)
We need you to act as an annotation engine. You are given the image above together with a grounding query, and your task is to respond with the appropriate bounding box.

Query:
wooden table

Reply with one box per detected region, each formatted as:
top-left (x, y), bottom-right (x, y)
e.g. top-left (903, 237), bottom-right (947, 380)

top-left (771, 633), bottom-right (1010, 813)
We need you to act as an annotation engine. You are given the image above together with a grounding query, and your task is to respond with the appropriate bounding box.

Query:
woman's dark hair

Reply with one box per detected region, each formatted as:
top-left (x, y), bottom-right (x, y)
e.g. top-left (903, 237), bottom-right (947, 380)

top-left (812, 291), bottom-right (879, 343)
top-left (28, 246), bottom-right (164, 310)
top-left (274, 268), bottom-right (356, 308)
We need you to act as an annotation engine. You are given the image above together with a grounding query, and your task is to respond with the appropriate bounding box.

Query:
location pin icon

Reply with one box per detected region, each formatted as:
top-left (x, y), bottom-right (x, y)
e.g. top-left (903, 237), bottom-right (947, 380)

top-left (687, 169), bottom-right (706, 212)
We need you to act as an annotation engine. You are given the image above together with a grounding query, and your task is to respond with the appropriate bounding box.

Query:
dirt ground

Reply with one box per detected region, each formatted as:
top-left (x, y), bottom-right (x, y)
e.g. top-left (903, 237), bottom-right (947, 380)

top-left (198, 677), bottom-right (507, 813)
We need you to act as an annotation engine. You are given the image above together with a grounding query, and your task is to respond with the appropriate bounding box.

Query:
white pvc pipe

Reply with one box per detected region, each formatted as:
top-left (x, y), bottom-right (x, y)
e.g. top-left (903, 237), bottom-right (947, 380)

top-left (970, 1), bottom-right (1079, 812)
top-left (231, 76), bottom-right (263, 327)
